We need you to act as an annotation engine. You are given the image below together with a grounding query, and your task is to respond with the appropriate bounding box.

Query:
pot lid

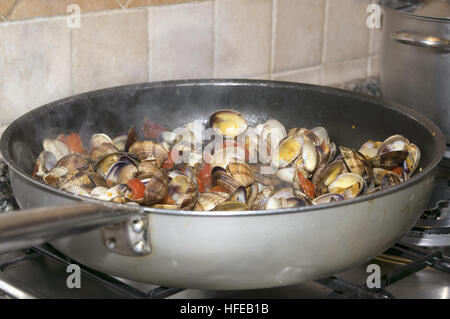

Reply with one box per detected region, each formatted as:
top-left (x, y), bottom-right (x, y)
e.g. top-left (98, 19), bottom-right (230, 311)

top-left (380, 0), bottom-right (450, 19)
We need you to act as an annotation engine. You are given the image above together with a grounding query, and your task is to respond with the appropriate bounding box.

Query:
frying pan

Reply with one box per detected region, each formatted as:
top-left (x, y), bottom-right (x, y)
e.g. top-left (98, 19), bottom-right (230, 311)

top-left (0, 80), bottom-right (445, 290)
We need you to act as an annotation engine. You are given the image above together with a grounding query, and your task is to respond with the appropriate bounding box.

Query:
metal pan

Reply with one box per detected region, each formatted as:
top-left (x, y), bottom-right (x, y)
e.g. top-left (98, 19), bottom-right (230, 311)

top-left (0, 80), bottom-right (445, 290)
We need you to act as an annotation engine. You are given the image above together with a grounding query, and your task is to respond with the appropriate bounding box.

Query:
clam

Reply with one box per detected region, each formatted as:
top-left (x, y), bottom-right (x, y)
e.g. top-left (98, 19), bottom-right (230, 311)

top-left (129, 141), bottom-right (168, 168)
top-left (91, 143), bottom-right (119, 161)
top-left (141, 165), bottom-right (169, 205)
top-left (272, 134), bottom-right (305, 168)
top-left (117, 164), bottom-right (138, 184)
top-left (212, 201), bottom-right (249, 211)
top-left (312, 193), bottom-right (345, 205)
top-left (226, 163), bottom-right (254, 187)
top-left (403, 143), bottom-right (421, 179)
top-left (381, 173), bottom-right (402, 190)
top-left (34, 151), bottom-right (58, 177)
top-left (95, 153), bottom-right (138, 181)
top-left (300, 129), bottom-right (321, 146)
top-left (369, 150), bottom-right (409, 170)
top-left (340, 146), bottom-right (366, 176)
top-left (212, 166), bottom-right (240, 193)
top-left (328, 173), bottom-right (364, 199)
top-left (111, 135), bottom-right (127, 151)
top-left (251, 186), bottom-right (274, 210)
top-left (168, 173), bottom-right (197, 210)
top-left (209, 110), bottom-right (248, 137)
top-left (310, 127), bottom-right (330, 146)
top-left (228, 186), bottom-right (247, 203)
top-left (89, 133), bottom-right (113, 150)
top-left (194, 192), bottom-right (229, 211)
top-left (246, 183), bottom-right (259, 208)
top-left (56, 154), bottom-right (89, 172)
top-left (359, 140), bottom-right (381, 159)
top-left (378, 135), bottom-right (410, 154)
top-left (90, 184), bottom-right (129, 202)
top-left (43, 139), bottom-right (70, 161)
top-left (63, 185), bottom-right (90, 197)
top-left (372, 168), bottom-right (402, 186)
top-left (209, 145), bottom-right (246, 168)
top-left (43, 166), bottom-right (69, 187)
top-left (294, 140), bottom-right (318, 173)
top-left (276, 167), bottom-right (296, 183)
top-left (311, 160), bottom-right (343, 196)
top-left (60, 170), bottom-right (107, 193)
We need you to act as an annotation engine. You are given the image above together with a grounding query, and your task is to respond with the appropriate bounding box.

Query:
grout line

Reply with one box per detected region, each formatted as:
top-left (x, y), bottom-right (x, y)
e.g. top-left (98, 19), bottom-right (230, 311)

top-left (212, 0), bottom-right (219, 78)
top-left (269, 0), bottom-right (278, 79)
top-left (272, 65), bottom-right (322, 78)
top-left (319, 0), bottom-right (329, 84)
top-left (123, 0), bottom-right (133, 9)
top-left (5, 0), bottom-right (21, 18)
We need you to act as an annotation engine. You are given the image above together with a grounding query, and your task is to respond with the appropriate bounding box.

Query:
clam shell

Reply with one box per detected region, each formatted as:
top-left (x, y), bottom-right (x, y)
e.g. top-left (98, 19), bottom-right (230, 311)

top-left (312, 193), bottom-right (345, 205)
top-left (168, 174), bottom-right (197, 210)
top-left (251, 186), bottom-right (274, 210)
top-left (369, 150), bottom-right (409, 170)
top-left (213, 201), bottom-right (249, 211)
top-left (209, 110), bottom-right (248, 137)
top-left (143, 166), bottom-right (169, 205)
top-left (328, 173), bottom-right (364, 199)
top-left (56, 154), bottom-right (89, 172)
top-left (272, 134), bottom-right (305, 168)
top-left (212, 166), bottom-right (240, 193)
top-left (91, 143), bottom-right (119, 161)
top-left (43, 139), bottom-right (70, 161)
top-left (194, 192), bottom-right (229, 211)
top-left (129, 141), bottom-right (168, 168)
top-left (227, 163), bottom-right (254, 187)
top-left (90, 133), bottom-right (113, 150)
top-left (378, 135), bottom-right (410, 154)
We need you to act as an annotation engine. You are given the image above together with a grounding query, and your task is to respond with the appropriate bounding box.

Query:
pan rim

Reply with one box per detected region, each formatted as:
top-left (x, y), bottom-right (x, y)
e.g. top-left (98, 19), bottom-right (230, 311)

top-left (0, 79), bottom-right (446, 217)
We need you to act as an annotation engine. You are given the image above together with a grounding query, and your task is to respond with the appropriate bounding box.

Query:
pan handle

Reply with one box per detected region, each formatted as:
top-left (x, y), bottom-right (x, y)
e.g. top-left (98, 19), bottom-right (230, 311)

top-left (0, 202), bottom-right (140, 253)
top-left (391, 31), bottom-right (450, 50)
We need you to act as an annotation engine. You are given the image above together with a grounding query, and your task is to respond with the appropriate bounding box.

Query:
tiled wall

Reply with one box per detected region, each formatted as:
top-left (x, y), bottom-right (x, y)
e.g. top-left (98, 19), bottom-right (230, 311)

top-left (0, 0), bottom-right (381, 132)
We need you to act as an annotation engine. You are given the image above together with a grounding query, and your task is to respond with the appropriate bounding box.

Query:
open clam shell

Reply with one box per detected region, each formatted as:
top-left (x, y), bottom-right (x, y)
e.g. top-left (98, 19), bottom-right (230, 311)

top-left (328, 173), bottom-right (364, 199)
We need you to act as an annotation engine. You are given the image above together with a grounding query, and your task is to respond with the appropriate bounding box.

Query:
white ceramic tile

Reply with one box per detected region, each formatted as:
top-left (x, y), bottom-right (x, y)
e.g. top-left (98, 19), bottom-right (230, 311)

top-left (0, 18), bottom-right (71, 125)
top-left (321, 58), bottom-right (367, 85)
top-left (215, 0), bottom-right (272, 78)
top-left (274, 0), bottom-right (325, 73)
top-left (71, 10), bottom-right (148, 94)
top-left (149, 1), bottom-right (214, 81)
top-left (323, 0), bottom-right (371, 63)
top-left (272, 66), bottom-right (321, 85)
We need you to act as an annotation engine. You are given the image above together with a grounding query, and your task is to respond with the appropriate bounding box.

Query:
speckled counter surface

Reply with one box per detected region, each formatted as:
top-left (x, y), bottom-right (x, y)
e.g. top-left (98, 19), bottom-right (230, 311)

top-left (0, 77), bottom-right (381, 214)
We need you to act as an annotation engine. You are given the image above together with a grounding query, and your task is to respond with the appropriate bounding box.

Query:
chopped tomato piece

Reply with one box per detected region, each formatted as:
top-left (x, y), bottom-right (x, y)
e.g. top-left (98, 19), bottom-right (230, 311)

top-left (126, 178), bottom-right (146, 200)
top-left (142, 118), bottom-right (167, 139)
top-left (197, 177), bottom-right (205, 193)
top-left (392, 166), bottom-right (403, 176)
top-left (161, 151), bottom-right (178, 170)
top-left (65, 132), bottom-right (84, 154)
top-left (297, 172), bottom-right (315, 199)
top-left (198, 162), bottom-right (212, 180)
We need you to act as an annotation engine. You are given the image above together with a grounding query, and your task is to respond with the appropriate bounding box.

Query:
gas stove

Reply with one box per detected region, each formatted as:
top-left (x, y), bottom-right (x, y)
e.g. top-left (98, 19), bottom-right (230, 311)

top-left (0, 78), bottom-right (449, 299)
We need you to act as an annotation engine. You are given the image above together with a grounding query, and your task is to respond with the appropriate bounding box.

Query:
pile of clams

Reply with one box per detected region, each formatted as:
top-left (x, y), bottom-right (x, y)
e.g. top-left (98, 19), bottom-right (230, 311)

top-left (32, 110), bottom-right (421, 211)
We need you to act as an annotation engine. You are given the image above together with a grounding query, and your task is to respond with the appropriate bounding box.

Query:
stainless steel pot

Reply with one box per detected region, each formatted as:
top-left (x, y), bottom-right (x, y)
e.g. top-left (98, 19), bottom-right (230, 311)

top-left (380, 0), bottom-right (450, 141)
top-left (0, 80), bottom-right (445, 290)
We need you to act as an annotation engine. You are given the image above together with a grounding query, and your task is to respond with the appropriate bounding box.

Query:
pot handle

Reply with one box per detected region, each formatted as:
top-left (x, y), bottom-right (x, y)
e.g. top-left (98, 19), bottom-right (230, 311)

top-left (392, 31), bottom-right (450, 50)
top-left (0, 202), bottom-right (140, 253)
